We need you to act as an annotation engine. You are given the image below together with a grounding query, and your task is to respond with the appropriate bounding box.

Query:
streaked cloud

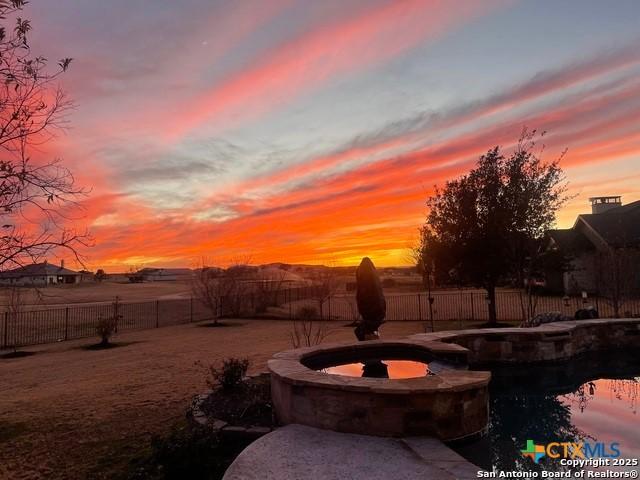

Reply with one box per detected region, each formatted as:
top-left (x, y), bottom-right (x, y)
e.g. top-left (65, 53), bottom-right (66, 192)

top-left (23, 1), bottom-right (640, 270)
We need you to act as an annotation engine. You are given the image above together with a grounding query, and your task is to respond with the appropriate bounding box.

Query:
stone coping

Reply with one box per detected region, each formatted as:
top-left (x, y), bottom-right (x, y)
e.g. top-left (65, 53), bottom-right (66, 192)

top-left (409, 318), bottom-right (640, 365)
top-left (223, 424), bottom-right (481, 480)
top-left (412, 318), bottom-right (640, 340)
top-left (268, 339), bottom-right (490, 394)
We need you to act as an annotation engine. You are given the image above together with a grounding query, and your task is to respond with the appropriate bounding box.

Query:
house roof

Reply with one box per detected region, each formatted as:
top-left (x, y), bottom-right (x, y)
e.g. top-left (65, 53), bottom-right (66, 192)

top-left (0, 262), bottom-right (79, 278)
top-left (546, 229), bottom-right (594, 252)
top-left (578, 199), bottom-right (640, 247)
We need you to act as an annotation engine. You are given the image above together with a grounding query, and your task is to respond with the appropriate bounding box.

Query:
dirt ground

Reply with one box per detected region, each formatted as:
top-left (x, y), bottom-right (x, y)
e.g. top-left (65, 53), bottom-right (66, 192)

top-left (0, 319), bottom-right (432, 480)
top-left (0, 281), bottom-right (192, 308)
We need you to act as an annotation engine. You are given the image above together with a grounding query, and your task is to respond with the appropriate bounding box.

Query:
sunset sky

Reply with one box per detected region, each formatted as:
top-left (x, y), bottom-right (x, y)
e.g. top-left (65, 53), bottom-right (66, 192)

top-left (27, 0), bottom-right (640, 271)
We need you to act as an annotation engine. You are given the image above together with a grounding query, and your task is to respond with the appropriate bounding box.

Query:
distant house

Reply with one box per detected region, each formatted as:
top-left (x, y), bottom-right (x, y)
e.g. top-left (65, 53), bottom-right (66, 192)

top-left (0, 261), bottom-right (81, 286)
top-left (545, 196), bottom-right (640, 295)
top-left (129, 268), bottom-right (193, 282)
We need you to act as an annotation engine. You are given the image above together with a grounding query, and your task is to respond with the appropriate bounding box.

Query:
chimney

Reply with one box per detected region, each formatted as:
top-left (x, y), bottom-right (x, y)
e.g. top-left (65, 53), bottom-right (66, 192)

top-left (589, 196), bottom-right (622, 214)
top-left (61, 259), bottom-right (65, 269)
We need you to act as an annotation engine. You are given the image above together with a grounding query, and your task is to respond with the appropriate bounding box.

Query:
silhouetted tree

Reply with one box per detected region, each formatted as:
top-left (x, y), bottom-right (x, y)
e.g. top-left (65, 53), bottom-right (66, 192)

top-left (94, 268), bottom-right (107, 282)
top-left (419, 130), bottom-right (568, 325)
top-left (0, 1), bottom-right (89, 270)
top-left (487, 393), bottom-right (586, 473)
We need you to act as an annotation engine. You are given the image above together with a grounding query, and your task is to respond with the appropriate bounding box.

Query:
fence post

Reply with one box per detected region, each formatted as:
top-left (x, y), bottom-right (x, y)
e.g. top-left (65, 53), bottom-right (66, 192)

top-left (417, 294), bottom-right (422, 321)
top-left (3, 311), bottom-right (7, 349)
top-left (470, 294), bottom-right (475, 322)
top-left (64, 307), bottom-right (69, 341)
top-left (190, 297), bottom-right (194, 323)
top-left (156, 300), bottom-right (159, 328)
top-left (113, 298), bottom-right (120, 333)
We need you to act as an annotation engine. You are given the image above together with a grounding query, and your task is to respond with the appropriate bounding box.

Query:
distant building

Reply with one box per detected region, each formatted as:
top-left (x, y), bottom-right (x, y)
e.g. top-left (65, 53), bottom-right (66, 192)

top-left (129, 268), bottom-right (193, 282)
top-left (0, 261), bottom-right (81, 286)
top-left (545, 196), bottom-right (640, 295)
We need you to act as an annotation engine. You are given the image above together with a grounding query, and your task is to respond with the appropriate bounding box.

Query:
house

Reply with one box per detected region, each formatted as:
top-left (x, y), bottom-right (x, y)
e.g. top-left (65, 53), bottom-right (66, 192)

top-left (0, 260), bottom-right (81, 286)
top-left (545, 196), bottom-right (640, 295)
top-left (129, 268), bottom-right (193, 282)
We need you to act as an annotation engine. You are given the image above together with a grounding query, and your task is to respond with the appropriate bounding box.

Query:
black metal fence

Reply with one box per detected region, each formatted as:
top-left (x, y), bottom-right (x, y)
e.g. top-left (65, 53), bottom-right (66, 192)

top-left (308, 291), bottom-right (640, 323)
top-left (0, 298), bottom-right (211, 350)
top-left (2, 288), bottom-right (639, 350)
top-left (0, 286), bottom-right (325, 350)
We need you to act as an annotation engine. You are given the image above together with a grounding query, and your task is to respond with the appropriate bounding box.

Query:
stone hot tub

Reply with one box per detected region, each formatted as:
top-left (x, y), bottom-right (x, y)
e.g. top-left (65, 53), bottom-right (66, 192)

top-left (268, 339), bottom-right (490, 441)
top-left (268, 319), bottom-right (640, 443)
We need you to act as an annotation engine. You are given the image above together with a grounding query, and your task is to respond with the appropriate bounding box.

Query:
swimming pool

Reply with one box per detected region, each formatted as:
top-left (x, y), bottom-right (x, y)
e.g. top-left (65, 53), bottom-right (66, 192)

top-left (453, 350), bottom-right (640, 474)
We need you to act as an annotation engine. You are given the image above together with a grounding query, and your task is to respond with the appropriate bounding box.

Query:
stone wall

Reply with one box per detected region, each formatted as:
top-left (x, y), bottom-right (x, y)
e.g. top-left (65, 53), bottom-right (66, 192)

top-left (411, 318), bottom-right (640, 365)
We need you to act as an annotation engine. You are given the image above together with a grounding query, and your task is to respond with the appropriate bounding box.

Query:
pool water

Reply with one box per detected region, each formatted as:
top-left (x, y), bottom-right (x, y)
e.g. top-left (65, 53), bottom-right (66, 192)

top-left (453, 351), bottom-right (640, 474)
top-left (321, 360), bottom-right (435, 378)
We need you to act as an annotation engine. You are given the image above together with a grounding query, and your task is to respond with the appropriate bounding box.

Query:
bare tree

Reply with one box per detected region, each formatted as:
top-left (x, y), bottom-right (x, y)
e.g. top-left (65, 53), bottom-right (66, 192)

top-left (254, 268), bottom-right (287, 313)
top-left (3, 285), bottom-right (23, 351)
top-left (290, 306), bottom-right (331, 349)
top-left (0, 1), bottom-right (90, 270)
top-left (191, 256), bottom-right (254, 323)
top-left (191, 265), bottom-right (225, 325)
top-left (410, 243), bottom-right (435, 332)
top-left (518, 242), bottom-right (569, 323)
top-left (309, 264), bottom-right (340, 320)
top-left (595, 247), bottom-right (639, 318)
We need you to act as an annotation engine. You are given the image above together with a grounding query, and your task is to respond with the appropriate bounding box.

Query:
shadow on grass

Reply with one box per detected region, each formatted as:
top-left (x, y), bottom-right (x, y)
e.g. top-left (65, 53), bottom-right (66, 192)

top-left (0, 350), bottom-right (36, 360)
top-left (118, 421), bottom-right (251, 480)
top-left (79, 341), bottom-right (142, 351)
top-left (197, 321), bottom-right (246, 328)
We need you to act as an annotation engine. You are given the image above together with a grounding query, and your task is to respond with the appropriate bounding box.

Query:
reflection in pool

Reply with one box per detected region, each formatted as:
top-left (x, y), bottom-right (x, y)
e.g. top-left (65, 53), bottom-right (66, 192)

top-left (321, 360), bottom-right (434, 379)
top-left (453, 350), bottom-right (640, 474)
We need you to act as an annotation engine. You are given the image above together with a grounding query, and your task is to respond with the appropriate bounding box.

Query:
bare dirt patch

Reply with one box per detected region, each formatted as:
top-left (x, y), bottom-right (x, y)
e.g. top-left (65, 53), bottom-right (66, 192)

top-left (0, 319), bottom-right (428, 479)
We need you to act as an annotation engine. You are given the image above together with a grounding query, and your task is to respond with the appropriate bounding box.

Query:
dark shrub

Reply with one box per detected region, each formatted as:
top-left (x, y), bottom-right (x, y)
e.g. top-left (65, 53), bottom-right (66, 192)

top-left (207, 358), bottom-right (249, 390)
top-left (127, 424), bottom-right (250, 479)
top-left (95, 316), bottom-right (118, 346)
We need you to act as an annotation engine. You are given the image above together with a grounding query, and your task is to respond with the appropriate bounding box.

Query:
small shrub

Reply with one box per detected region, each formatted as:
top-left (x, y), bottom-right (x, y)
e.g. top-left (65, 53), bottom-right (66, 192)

top-left (206, 357), bottom-right (249, 390)
top-left (95, 316), bottom-right (118, 346)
